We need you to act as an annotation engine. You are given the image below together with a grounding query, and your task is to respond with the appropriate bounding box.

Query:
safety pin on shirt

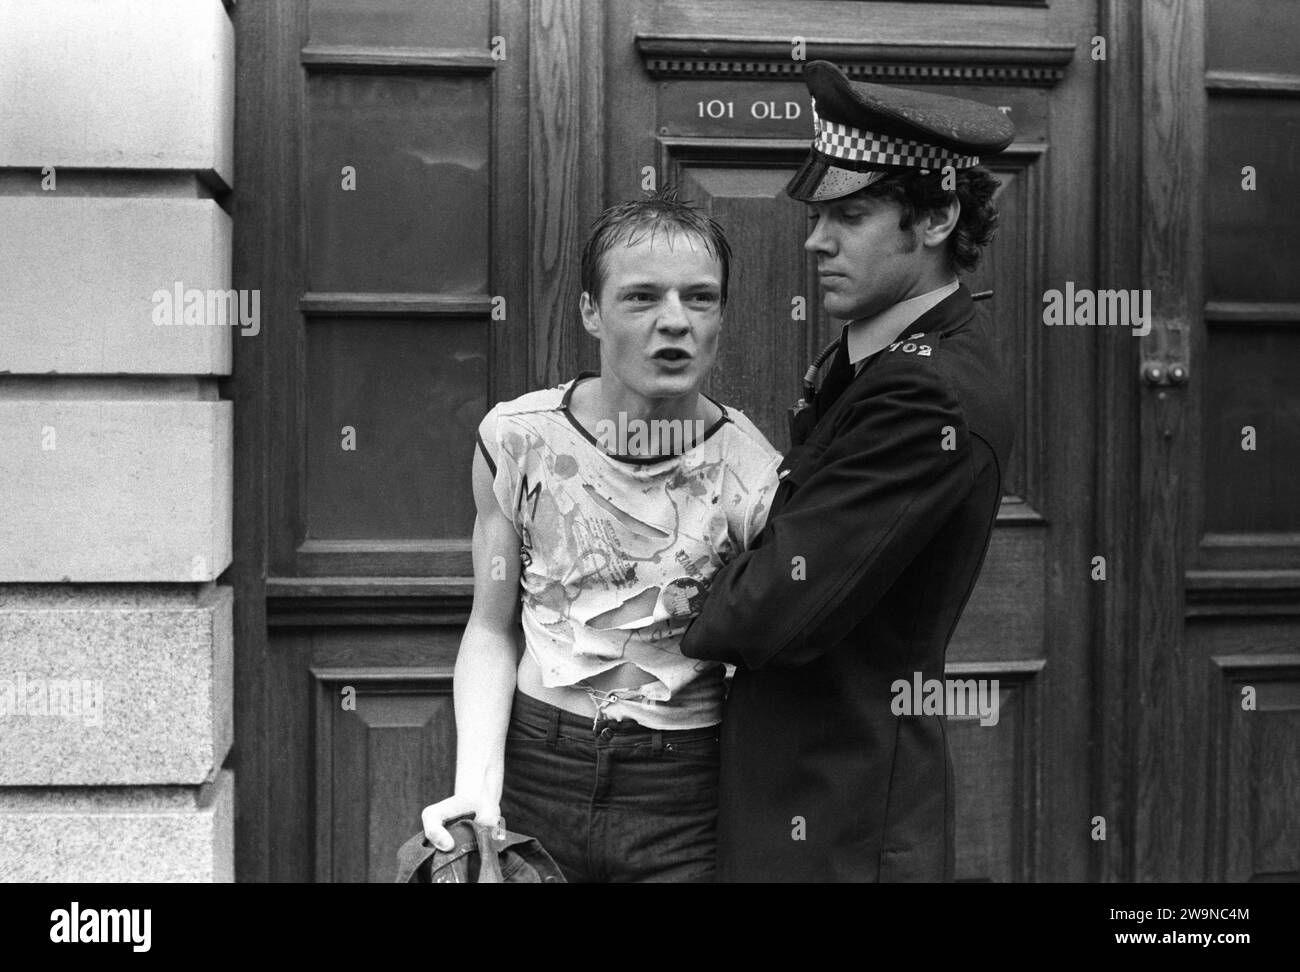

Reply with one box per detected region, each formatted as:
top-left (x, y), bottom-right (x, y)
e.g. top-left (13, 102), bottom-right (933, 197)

top-left (584, 687), bottom-right (649, 732)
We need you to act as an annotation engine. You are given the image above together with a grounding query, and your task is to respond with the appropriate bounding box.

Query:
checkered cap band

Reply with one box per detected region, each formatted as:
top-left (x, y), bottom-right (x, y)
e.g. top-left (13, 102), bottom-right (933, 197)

top-left (812, 104), bottom-right (980, 170)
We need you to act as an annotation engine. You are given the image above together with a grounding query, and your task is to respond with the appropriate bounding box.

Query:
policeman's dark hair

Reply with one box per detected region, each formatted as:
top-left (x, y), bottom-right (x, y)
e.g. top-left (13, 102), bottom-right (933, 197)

top-left (856, 166), bottom-right (1002, 274)
top-left (581, 187), bottom-right (733, 306)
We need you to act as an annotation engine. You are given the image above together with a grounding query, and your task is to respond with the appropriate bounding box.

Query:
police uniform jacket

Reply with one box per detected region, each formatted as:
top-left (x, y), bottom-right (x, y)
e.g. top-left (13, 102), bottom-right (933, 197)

top-left (679, 283), bottom-right (1016, 882)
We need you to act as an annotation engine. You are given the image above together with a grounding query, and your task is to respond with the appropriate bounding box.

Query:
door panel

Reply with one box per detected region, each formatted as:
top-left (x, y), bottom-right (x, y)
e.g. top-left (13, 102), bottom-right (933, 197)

top-left (312, 665), bottom-right (456, 884)
top-left (305, 74), bottom-right (491, 294)
top-left (305, 317), bottom-right (485, 540)
top-left (664, 145), bottom-right (810, 439)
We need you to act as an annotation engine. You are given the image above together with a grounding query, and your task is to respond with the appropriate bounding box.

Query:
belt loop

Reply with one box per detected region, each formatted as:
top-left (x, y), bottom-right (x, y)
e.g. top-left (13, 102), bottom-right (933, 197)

top-left (546, 706), bottom-right (560, 747)
top-left (651, 730), bottom-right (663, 755)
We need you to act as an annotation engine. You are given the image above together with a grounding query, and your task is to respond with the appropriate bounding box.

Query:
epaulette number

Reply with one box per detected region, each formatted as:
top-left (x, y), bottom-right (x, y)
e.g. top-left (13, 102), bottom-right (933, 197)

top-left (887, 341), bottom-right (932, 356)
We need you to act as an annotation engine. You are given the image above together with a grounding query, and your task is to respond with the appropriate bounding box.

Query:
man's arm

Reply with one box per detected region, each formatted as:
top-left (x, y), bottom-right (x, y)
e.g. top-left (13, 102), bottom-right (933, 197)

top-left (422, 409), bottom-right (523, 850)
top-left (680, 363), bottom-right (975, 670)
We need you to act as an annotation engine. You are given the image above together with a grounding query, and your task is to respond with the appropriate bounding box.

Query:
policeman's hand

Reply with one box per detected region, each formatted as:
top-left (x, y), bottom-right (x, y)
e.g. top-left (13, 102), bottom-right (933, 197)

top-left (421, 794), bottom-right (503, 852)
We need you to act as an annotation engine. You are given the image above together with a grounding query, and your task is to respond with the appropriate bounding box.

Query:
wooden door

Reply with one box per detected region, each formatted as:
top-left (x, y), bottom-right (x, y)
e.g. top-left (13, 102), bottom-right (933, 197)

top-left (231, 0), bottom-right (532, 882)
top-left (601, 0), bottom-right (1095, 881)
top-left (1125, 0), bottom-right (1300, 882)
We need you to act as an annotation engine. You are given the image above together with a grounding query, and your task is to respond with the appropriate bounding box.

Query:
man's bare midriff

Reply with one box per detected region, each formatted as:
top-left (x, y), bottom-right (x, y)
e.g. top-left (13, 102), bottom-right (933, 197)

top-left (516, 650), bottom-right (652, 719)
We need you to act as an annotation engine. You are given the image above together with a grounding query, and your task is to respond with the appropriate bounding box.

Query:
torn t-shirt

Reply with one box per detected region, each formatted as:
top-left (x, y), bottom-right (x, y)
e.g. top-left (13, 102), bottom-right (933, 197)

top-left (479, 373), bottom-right (782, 729)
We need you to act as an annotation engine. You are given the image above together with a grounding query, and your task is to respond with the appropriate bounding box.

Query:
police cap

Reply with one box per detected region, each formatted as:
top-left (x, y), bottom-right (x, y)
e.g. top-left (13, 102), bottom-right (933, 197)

top-left (786, 60), bottom-right (1016, 202)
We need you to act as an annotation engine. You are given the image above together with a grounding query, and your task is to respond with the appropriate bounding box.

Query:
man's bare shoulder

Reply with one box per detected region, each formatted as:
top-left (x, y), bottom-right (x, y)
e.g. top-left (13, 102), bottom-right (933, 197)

top-left (495, 383), bottom-right (570, 418)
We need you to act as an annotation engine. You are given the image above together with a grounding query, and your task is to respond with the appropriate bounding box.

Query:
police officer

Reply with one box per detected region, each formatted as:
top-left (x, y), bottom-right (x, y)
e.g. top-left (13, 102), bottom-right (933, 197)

top-left (679, 61), bottom-right (1017, 882)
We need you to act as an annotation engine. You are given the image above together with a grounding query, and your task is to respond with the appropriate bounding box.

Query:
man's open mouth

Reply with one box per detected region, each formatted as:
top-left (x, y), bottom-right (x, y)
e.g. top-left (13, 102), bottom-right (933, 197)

top-left (652, 348), bottom-right (692, 362)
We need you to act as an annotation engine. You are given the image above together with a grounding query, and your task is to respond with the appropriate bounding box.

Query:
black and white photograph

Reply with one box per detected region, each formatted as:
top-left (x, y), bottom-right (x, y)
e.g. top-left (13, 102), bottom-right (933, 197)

top-left (0, 0), bottom-right (1294, 936)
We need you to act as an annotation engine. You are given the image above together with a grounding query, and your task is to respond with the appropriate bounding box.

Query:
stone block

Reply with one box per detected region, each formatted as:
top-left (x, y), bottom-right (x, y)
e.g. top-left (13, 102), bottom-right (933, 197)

top-left (0, 770), bottom-right (234, 882)
top-left (0, 399), bottom-right (232, 582)
top-left (0, 584), bottom-right (232, 786)
top-left (0, 197), bottom-right (234, 375)
top-left (0, 0), bottom-right (234, 183)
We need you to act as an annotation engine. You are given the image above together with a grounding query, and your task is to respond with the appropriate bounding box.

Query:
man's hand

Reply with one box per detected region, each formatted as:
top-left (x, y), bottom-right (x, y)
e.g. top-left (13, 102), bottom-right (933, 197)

top-left (421, 794), bottom-right (504, 851)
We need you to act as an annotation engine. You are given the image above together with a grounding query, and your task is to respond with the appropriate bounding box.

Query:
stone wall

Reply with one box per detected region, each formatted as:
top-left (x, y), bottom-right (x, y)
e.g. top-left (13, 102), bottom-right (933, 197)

top-left (0, 0), bottom-right (236, 882)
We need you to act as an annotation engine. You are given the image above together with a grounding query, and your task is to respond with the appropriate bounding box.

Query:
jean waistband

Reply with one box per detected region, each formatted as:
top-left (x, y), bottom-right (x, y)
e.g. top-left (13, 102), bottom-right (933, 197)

top-left (511, 689), bottom-right (719, 741)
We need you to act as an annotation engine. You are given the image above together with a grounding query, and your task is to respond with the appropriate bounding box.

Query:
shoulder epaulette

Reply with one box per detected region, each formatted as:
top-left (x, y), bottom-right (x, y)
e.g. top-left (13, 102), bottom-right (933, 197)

top-left (882, 330), bottom-right (937, 358)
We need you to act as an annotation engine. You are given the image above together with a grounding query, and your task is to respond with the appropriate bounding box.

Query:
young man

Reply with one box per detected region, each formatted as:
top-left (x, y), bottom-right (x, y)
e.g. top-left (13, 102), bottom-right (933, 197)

top-left (679, 61), bottom-right (1018, 881)
top-left (421, 195), bottom-right (781, 882)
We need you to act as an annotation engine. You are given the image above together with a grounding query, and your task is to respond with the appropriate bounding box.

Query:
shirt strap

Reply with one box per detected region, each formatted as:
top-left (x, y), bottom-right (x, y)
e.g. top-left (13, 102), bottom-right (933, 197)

top-left (475, 429), bottom-right (497, 477)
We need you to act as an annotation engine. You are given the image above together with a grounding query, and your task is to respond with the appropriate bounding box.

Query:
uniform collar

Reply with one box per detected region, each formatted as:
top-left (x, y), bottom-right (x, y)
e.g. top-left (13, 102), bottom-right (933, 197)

top-left (843, 279), bottom-right (961, 366)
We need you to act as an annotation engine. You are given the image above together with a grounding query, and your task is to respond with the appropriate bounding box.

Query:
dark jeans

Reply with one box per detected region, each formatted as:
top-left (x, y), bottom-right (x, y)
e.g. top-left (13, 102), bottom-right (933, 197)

top-left (498, 689), bottom-right (720, 883)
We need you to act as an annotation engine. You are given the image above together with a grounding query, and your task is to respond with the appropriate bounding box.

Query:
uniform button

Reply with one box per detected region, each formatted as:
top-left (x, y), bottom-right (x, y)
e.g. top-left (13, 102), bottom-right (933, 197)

top-left (599, 727), bottom-right (614, 741)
